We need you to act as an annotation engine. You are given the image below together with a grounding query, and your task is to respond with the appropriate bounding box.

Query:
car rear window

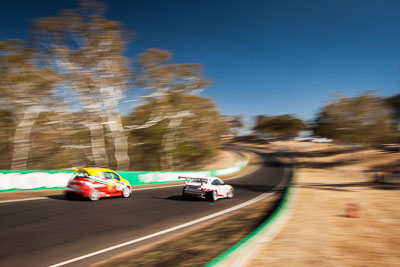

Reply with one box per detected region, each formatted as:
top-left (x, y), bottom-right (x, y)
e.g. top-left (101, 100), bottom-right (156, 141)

top-left (188, 178), bottom-right (208, 185)
top-left (74, 171), bottom-right (88, 178)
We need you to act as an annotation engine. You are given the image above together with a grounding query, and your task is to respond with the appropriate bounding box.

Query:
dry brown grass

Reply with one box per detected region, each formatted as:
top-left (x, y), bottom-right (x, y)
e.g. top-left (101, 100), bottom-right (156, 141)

top-left (247, 141), bottom-right (400, 267)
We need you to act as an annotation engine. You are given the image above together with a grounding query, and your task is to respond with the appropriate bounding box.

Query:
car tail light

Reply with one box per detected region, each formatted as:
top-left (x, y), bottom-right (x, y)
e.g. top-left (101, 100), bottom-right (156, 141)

top-left (70, 181), bottom-right (86, 187)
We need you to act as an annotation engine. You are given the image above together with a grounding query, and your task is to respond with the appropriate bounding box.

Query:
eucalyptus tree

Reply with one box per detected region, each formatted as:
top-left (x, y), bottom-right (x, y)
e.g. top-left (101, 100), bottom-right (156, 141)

top-left (0, 110), bottom-right (13, 169)
top-left (253, 114), bottom-right (305, 138)
top-left (226, 115), bottom-right (244, 136)
top-left (0, 40), bottom-right (59, 169)
top-left (313, 91), bottom-right (397, 145)
top-left (386, 94), bottom-right (400, 132)
top-left (133, 48), bottom-right (212, 168)
top-left (125, 93), bottom-right (226, 170)
top-left (32, 0), bottom-right (132, 169)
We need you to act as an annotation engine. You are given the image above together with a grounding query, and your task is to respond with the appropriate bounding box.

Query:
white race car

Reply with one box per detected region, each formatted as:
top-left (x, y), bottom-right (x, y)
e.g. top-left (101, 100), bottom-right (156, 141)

top-left (180, 176), bottom-right (234, 201)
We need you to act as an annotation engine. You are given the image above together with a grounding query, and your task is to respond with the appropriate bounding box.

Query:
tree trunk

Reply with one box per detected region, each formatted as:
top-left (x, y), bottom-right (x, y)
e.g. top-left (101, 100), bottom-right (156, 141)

top-left (11, 109), bottom-right (41, 170)
top-left (105, 113), bottom-right (130, 170)
top-left (161, 117), bottom-right (183, 170)
top-left (88, 122), bottom-right (108, 167)
top-left (101, 86), bottom-right (130, 170)
top-left (79, 94), bottom-right (109, 168)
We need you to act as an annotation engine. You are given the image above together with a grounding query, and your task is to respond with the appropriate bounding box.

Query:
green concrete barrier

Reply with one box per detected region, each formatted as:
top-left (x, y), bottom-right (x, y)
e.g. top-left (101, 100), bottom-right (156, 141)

top-left (0, 154), bottom-right (249, 192)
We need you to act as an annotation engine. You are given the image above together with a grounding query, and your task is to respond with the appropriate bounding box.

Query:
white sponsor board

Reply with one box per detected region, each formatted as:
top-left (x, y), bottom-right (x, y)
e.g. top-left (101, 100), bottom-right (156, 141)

top-left (0, 155), bottom-right (249, 191)
top-left (0, 172), bottom-right (74, 191)
top-left (138, 171), bottom-right (211, 184)
top-left (137, 157), bottom-right (248, 184)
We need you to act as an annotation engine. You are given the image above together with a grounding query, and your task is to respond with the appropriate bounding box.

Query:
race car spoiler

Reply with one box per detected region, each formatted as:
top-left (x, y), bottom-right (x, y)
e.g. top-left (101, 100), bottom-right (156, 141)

top-left (73, 168), bottom-right (86, 173)
top-left (179, 176), bottom-right (209, 182)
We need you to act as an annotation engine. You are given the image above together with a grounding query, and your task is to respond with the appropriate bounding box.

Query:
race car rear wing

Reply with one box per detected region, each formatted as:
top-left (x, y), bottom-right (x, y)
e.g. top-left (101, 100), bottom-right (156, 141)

top-left (71, 168), bottom-right (90, 178)
top-left (73, 168), bottom-right (87, 173)
top-left (179, 176), bottom-right (209, 183)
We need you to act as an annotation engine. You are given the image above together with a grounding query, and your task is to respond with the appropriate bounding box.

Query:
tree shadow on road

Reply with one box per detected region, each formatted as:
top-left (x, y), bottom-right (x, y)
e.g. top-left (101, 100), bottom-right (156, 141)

top-left (151, 195), bottom-right (203, 201)
top-left (257, 151), bottom-right (360, 169)
top-left (46, 195), bottom-right (70, 200)
top-left (298, 181), bottom-right (400, 192)
top-left (228, 183), bottom-right (282, 193)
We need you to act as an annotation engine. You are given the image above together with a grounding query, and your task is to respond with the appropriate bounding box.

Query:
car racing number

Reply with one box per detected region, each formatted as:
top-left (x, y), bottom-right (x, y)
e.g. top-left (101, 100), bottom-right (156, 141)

top-left (104, 172), bottom-right (124, 192)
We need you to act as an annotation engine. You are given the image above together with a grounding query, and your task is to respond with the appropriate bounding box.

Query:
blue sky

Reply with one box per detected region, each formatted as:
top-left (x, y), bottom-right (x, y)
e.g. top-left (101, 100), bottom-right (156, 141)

top-left (1, 0), bottom-right (400, 126)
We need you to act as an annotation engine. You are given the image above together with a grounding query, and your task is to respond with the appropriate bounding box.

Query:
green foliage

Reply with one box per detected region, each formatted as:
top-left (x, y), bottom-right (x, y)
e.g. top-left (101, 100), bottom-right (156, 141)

top-left (225, 115), bottom-right (244, 136)
top-left (0, 110), bottom-right (14, 169)
top-left (386, 94), bottom-right (400, 122)
top-left (313, 91), bottom-right (399, 145)
top-left (136, 48), bottom-right (211, 94)
top-left (253, 114), bottom-right (305, 138)
top-left (26, 112), bottom-right (89, 169)
top-left (0, 1), bottom-right (227, 171)
top-left (0, 40), bottom-right (59, 110)
top-left (33, 0), bottom-right (133, 170)
top-left (124, 93), bottom-right (226, 170)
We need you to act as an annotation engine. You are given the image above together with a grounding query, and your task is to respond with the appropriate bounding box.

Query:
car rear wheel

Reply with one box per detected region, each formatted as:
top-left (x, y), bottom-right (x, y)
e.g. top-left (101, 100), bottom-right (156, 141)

top-left (182, 187), bottom-right (186, 199)
top-left (227, 188), bottom-right (234, 199)
top-left (88, 189), bottom-right (100, 201)
top-left (122, 187), bottom-right (131, 198)
top-left (207, 190), bottom-right (218, 202)
top-left (66, 192), bottom-right (74, 200)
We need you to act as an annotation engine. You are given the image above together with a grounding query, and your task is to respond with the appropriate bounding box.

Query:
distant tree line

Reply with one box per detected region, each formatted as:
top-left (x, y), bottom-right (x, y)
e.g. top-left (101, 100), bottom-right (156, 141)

top-left (253, 91), bottom-right (400, 146)
top-left (312, 92), bottom-right (399, 146)
top-left (253, 114), bottom-right (305, 138)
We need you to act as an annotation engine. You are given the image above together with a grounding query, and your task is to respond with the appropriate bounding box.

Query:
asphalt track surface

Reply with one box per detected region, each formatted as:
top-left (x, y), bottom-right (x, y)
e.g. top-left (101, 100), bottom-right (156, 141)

top-left (0, 151), bottom-right (290, 267)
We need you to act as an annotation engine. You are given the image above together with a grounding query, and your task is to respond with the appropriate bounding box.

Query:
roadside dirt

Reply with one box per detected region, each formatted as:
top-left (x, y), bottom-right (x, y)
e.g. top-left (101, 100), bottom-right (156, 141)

top-left (0, 189), bottom-right (64, 201)
top-left (198, 149), bottom-right (239, 170)
top-left (246, 141), bottom-right (400, 267)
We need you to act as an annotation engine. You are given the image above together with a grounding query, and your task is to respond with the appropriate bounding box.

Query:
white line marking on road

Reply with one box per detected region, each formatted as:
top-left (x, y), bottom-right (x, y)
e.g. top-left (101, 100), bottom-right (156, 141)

top-left (0, 197), bottom-right (47, 204)
top-left (0, 184), bottom-right (185, 205)
top-left (48, 149), bottom-right (287, 266)
top-left (48, 192), bottom-right (275, 267)
top-left (133, 184), bottom-right (183, 191)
